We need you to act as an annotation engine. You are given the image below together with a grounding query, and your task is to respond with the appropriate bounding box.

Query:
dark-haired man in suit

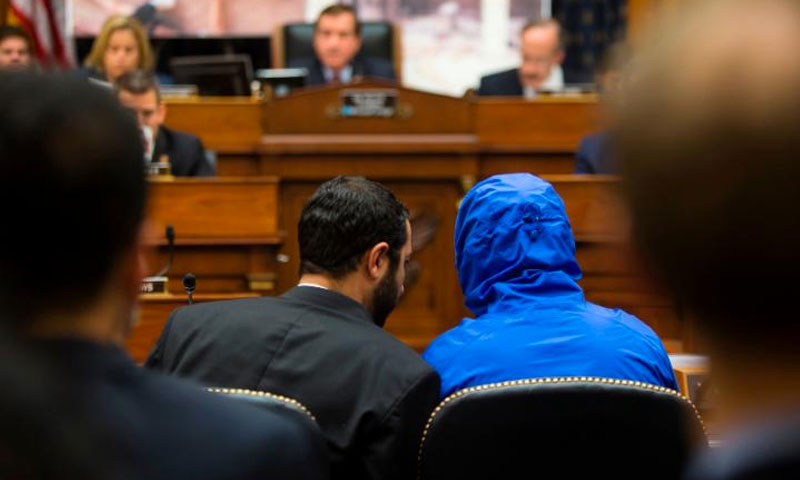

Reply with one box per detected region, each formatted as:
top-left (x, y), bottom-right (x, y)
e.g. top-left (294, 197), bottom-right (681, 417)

top-left (289, 4), bottom-right (396, 87)
top-left (478, 19), bottom-right (564, 97)
top-left (115, 70), bottom-right (214, 176)
top-left (147, 176), bottom-right (440, 480)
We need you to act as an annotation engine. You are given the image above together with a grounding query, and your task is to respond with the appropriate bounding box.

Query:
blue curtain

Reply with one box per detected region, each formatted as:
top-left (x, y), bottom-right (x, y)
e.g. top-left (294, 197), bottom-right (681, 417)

top-left (553, 0), bottom-right (627, 84)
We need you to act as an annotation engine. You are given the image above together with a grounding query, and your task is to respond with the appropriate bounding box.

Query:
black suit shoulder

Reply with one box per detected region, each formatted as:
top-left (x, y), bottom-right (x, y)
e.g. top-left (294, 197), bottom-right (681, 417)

top-left (42, 340), bottom-right (327, 480)
top-left (288, 55), bottom-right (396, 86)
top-left (136, 370), bottom-right (328, 480)
top-left (155, 125), bottom-right (214, 177)
top-left (478, 68), bottom-right (523, 96)
top-left (151, 294), bottom-right (434, 394)
top-left (356, 56), bottom-right (396, 81)
top-left (146, 288), bottom-right (439, 480)
top-left (575, 131), bottom-right (616, 174)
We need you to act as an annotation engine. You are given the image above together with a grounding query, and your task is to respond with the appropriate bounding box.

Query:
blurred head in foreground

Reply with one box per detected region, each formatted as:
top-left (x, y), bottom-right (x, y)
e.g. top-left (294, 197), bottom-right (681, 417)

top-left (615, 0), bottom-right (800, 420)
top-left (0, 72), bottom-right (146, 341)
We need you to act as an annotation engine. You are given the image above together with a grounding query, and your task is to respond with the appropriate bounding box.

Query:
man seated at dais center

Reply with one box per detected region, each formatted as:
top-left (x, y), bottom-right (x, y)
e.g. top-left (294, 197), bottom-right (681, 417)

top-left (289, 4), bottom-right (396, 87)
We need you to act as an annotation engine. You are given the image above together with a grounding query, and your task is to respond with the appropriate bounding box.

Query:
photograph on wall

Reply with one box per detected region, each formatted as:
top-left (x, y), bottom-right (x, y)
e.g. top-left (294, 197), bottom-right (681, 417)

top-left (72, 0), bottom-right (304, 36)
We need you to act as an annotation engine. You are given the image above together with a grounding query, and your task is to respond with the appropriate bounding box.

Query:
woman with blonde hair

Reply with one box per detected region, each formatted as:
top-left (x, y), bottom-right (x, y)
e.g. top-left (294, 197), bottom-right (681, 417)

top-left (82, 15), bottom-right (153, 83)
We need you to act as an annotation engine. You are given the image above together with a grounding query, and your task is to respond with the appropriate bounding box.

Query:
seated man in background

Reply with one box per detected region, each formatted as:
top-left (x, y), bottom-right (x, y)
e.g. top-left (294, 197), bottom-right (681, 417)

top-left (615, 0), bottom-right (800, 477)
top-left (575, 42), bottom-right (631, 175)
top-left (289, 4), bottom-right (396, 87)
top-left (0, 72), bottom-right (326, 480)
top-left (0, 25), bottom-right (33, 70)
top-left (115, 70), bottom-right (215, 176)
top-left (147, 176), bottom-right (440, 480)
top-left (478, 19), bottom-right (565, 97)
top-left (423, 173), bottom-right (677, 398)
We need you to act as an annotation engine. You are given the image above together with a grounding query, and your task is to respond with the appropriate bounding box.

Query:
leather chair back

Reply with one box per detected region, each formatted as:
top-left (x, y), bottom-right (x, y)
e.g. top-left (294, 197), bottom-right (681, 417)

top-left (207, 387), bottom-right (317, 427)
top-left (417, 377), bottom-right (707, 480)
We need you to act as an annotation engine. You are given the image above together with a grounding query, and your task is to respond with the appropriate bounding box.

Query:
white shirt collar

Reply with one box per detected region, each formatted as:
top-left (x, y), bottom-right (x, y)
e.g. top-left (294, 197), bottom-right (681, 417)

top-left (297, 282), bottom-right (328, 290)
top-left (322, 64), bottom-right (354, 84)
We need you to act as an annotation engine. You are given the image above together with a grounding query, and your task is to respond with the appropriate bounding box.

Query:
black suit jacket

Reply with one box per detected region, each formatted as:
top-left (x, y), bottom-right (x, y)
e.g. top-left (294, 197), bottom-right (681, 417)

top-left (37, 339), bottom-right (328, 480)
top-left (477, 68), bottom-right (524, 96)
top-left (146, 286), bottom-right (441, 480)
top-left (153, 125), bottom-right (215, 177)
top-left (289, 55), bottom-right (396, 87)
top-left (575, 131), bottom-right (617, 174)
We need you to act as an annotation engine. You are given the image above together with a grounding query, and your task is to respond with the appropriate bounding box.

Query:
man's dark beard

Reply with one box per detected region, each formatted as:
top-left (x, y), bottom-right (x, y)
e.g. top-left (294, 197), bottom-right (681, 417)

top-left (370, 259), bottom-right (400, 328)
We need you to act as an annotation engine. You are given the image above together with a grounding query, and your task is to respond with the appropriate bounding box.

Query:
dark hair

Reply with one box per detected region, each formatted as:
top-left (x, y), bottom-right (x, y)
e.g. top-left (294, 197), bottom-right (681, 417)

top-left (299, 176), bottom-right (408, 278)
top-left (0, 25), bottom-right (32, 50)
top-left (115, 69), bottom-right (161, 102)
top-left (0, 72), bottom-right (146, 324)
top-left (521, 18), bottom-right (564, 52)
top-left (315, 4), bottom-right (361, 37)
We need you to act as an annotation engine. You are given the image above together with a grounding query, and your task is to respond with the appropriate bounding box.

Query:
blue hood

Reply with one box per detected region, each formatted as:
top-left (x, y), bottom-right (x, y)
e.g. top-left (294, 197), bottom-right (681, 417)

top-left (456, 174), bottom-right (583, 316)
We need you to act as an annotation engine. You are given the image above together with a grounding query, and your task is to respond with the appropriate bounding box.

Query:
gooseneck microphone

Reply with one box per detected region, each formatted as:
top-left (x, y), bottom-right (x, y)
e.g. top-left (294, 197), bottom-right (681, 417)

top-left (155, 225), bottom-right (175, 277)
top-left (182, 273), bottom-right (196, 305)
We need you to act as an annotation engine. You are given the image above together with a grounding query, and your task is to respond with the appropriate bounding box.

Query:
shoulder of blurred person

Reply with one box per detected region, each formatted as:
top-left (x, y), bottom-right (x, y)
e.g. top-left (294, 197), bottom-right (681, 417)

top-left (575, 131), bottom-right (616, 174)
top-left (38, 337), bottom-right (329, 480)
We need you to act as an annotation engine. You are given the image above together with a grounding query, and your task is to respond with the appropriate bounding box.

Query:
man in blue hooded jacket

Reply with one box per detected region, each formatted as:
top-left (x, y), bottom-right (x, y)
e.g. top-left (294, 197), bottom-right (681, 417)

top-left (423, 173), bottom-right (678, 398)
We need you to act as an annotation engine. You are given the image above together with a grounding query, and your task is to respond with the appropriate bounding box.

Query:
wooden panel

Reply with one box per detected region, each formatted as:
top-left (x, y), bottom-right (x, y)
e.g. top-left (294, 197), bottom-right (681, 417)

top-left (542, 175), bottom-right (628, 241)
top-left (130, 293), bottom-right (260, 363)
top-left (144, 244), bottom-right (280, 293)
top-left (260, 151), bottom-right (478, 181)
top-left (146, 177), bottom-right (280, 241)
top-left (164, 97), bottom-right (263, 150)
top-left (215, 153), bottom-right (261, 176)
top-left (263, 81), bottom-right (472, 134)
top-left (481, 153), bottom-right (575, 176)
top-left (475, 97), bottom-right (600, 150)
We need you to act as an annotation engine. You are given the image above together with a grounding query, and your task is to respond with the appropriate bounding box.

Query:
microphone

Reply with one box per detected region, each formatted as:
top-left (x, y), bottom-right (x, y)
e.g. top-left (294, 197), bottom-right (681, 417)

top-left (155, 225), bottom-right (175, 277)
top-left (182, 273), bottom-right (196, 305)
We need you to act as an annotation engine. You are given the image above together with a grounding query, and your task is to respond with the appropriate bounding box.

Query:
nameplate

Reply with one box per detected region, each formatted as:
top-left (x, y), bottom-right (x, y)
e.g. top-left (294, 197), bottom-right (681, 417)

top-left (340, 89), bottom-right (397, 118)
top-left (141, 276), bottom-right (168, 295)
top-left (146, 161), bottom-right (172, 177)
